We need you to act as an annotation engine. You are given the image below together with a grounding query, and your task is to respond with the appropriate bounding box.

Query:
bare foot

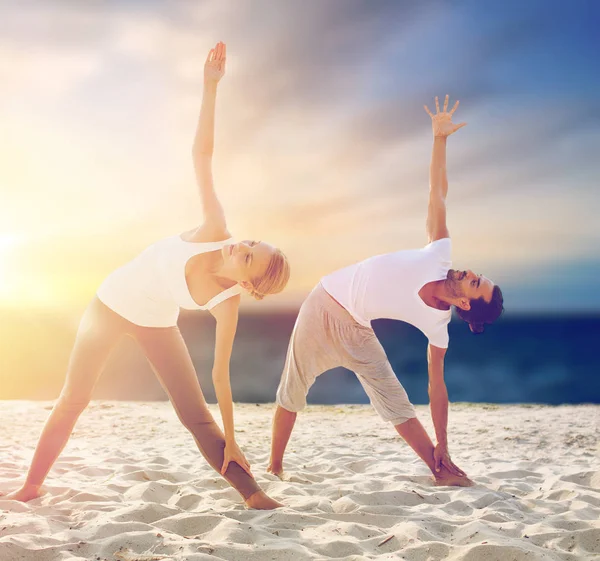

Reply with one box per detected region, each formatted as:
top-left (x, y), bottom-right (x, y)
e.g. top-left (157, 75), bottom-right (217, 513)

top-left (244, 490), bottom-right (284, 510)
top-left (267, 462), bottom-right (285, 480)
top-left (431, 464), bottom-right (474, 487)
top-left (2, 485), bottom-right (44, 502)
top-left (434, 474), bottom-right (474, 487)
top-left (433, 470), bottom-right (474, 487)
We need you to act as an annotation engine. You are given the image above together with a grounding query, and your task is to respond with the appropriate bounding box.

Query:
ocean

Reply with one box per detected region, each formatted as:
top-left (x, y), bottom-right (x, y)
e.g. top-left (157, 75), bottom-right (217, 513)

top-left (3, 308), bottom-right (597, 405)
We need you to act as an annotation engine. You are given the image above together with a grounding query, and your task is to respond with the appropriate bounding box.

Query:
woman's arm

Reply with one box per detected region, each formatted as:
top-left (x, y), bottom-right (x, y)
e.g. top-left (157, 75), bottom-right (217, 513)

top-left (209, 295), bottom-right (252, 475)
top-left (192, 42), bottom-right (228, 233)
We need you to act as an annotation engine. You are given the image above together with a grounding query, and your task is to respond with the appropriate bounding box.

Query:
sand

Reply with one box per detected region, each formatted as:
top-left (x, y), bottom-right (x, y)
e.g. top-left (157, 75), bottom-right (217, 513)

top-left (0, 402), bottom-right (598, 561)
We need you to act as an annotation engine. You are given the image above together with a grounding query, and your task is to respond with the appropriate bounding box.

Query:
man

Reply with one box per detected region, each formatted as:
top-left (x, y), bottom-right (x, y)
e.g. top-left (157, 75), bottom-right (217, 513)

top-left (268, 95), bottom-right (504, 486)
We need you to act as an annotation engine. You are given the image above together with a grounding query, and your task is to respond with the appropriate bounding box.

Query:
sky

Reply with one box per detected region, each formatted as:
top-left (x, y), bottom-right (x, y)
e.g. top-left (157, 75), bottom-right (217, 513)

top-left (0, 0), bottom-right (599, 313)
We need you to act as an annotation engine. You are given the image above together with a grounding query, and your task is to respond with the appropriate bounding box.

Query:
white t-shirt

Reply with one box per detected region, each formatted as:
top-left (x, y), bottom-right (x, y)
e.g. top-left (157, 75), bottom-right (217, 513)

top-left (320, 238), bottom-right (452, 348)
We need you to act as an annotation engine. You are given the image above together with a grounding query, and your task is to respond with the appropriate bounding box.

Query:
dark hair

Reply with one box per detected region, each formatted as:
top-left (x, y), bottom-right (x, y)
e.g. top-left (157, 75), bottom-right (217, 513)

top-left (457, 285), bottom-right (504, 334)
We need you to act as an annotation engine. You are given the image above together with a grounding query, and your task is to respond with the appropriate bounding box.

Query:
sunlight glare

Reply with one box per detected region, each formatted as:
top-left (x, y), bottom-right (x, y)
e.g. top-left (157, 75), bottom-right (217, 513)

top-left (0, 234), bottom-right (20, 302)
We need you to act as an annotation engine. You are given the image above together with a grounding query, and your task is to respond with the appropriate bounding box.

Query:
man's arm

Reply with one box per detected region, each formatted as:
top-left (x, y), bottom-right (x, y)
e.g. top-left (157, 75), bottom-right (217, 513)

top-left (424, 95), bottom-right (466, 243)
top-left (427, 343), bottom-right (466, 476)
top-left (426, 137), bottom-right (449, 243)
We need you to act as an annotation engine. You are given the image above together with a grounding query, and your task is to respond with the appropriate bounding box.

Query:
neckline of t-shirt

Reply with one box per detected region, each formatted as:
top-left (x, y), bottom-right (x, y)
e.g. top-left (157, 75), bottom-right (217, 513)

top-left (415, 278), bottom-right (452, 315)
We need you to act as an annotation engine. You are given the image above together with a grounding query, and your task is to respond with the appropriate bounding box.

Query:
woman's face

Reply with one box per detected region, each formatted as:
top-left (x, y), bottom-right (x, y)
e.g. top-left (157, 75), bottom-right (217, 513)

top-left (220, 240), bottom-right (275, 284)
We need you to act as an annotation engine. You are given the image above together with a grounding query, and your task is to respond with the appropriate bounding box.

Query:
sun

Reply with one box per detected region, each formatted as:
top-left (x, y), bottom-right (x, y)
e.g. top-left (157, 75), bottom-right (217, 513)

top-left (0, 234), bottom-right (19, 302)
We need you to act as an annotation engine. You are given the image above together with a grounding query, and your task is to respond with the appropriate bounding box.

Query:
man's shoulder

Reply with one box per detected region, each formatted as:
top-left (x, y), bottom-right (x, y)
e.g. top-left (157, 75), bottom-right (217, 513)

top-left (423, 237), bottom-right (452, 261)
top-left (424, 237), bottom-right (452, 249)
top-left (425, 315), bottom-right (451, 348)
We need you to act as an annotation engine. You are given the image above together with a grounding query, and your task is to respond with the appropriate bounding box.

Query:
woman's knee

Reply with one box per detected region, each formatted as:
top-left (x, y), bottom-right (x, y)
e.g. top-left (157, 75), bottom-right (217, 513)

top-left (182, 417), bottom-right (226, 468)
top-left (180, 413), bottom-right (218, 436)
top-left (55, 393), bottom-right (91, 416)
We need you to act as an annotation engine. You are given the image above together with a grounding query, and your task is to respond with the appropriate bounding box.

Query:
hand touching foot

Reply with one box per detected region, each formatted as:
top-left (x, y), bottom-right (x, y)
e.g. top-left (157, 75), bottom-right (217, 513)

top-left (433, 465), bottom-right (474, 487)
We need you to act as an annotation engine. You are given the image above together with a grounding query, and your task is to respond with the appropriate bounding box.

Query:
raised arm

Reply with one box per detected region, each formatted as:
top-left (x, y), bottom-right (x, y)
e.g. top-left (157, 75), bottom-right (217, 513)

top-left (192, 42), bottom-right (228, 234)
top-left (427, 343), bottom-right (466, 477)
top-left (209, 295), bottom-right (252, 476)
top-left (424, 95), bottom-right (466, 243)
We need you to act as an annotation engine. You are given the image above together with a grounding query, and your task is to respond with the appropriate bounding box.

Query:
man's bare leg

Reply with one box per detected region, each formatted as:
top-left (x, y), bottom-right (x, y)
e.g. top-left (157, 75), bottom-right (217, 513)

top-left (395, 417), bottom-right (473, 487)
top-left (267, 406), bottom-right (297, 478)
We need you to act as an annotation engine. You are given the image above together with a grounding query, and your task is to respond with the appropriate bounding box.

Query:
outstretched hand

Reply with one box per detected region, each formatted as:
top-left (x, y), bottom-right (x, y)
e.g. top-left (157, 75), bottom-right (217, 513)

top-left (204, 41), bottom-right (226, 84)
top-left (424, 94), bottom-right (466, 137)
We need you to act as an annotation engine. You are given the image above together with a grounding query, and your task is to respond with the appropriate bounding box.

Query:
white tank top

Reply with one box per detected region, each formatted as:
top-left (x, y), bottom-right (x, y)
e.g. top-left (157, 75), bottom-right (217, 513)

top-left (97, 235), bottom-right (243, 327)
top-left (320, 238), bottom-right (452, 348)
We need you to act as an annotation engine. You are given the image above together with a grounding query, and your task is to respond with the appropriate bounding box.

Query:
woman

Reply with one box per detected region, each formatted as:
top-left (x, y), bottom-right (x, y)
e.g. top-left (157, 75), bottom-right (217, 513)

top-left (4, 42), bottom-right (289, 510)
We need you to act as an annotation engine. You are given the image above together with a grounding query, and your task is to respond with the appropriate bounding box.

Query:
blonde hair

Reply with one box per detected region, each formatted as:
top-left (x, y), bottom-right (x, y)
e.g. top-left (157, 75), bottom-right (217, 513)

top-left (249, 248), bottom-right (290, 301)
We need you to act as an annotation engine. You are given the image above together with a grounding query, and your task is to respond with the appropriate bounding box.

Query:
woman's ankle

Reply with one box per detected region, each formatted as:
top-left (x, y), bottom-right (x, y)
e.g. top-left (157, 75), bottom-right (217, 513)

top-left (244, 490), bottom-right (283, 510)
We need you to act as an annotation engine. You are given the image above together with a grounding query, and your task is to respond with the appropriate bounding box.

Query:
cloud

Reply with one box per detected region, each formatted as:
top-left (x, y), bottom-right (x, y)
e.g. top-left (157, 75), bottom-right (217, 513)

top-left (1, 0), bottom-right (599, 310)
top-left (502, 257), bottom-right (600, 312)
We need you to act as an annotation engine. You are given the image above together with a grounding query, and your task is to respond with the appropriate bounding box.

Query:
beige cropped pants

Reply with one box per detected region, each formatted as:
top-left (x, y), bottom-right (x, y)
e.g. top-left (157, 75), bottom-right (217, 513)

top-left (276, 283), bottom-right (416, 425)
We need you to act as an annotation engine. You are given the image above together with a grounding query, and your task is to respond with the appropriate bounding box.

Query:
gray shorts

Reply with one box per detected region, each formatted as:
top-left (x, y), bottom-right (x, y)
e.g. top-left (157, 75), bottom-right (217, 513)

top-left (276, 283), bottom-right (416, 425)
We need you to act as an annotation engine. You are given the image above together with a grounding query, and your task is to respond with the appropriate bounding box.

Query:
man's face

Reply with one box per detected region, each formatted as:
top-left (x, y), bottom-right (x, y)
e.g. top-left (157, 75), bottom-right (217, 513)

top-left (447, 269), bottom-right (495, 303)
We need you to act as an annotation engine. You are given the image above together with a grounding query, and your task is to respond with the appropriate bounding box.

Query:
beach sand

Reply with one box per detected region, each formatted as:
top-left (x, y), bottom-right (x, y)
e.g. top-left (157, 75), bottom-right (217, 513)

top-left (0, 402), bottom-right (598, 561)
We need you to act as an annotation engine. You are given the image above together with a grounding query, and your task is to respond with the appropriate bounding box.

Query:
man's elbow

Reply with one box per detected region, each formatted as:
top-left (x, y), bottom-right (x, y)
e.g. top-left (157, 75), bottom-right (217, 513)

top-left (428, 379), bottom-right (447, 390)
top-left (428, 377), bottom-right (448, 396)
top-left (428, 369), bottom-right (446, 395)
top-left (427, 195), bottom-right (447, 214)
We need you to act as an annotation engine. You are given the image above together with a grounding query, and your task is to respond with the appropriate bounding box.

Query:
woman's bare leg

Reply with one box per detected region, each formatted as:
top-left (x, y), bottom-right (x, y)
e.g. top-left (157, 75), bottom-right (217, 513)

top-left (134, 326), bottom-right (282, 509)
top-left (4, 298), bottom-right (125, 502)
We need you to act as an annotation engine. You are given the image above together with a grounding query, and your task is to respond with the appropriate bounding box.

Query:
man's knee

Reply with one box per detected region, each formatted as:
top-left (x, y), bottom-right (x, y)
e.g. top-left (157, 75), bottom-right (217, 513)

top-left (275, 395), bottom-right (305, 415)
top-left (391, 413), bottom-right (418, 427)
top-left (274, 404), bottom-right (299, 422)
top-left (275, 380), bottom-right (308, 414)
top-left (372, 397), bottom-right (416, 426)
